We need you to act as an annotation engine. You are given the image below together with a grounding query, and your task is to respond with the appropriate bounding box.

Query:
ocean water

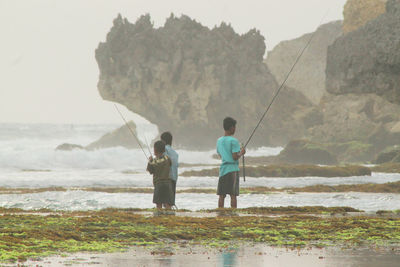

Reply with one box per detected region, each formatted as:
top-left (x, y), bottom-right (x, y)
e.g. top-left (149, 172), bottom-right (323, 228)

top-left (0, 123), bottom-right (399, 211)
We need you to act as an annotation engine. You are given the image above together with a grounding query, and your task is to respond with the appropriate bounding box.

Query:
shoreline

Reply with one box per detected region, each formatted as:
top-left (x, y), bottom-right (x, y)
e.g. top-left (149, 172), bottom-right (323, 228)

top-left (1, 180), bottom-right (400, 195)
top-left (12, 243), bottom-right (400, 267)
top-left (0, 207), bottom-right (399, 263)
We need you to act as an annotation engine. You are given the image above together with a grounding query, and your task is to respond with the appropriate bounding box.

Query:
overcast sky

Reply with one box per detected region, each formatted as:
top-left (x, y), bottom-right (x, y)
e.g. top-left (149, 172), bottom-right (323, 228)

top-left (0, 0), bottom-right (346, 124)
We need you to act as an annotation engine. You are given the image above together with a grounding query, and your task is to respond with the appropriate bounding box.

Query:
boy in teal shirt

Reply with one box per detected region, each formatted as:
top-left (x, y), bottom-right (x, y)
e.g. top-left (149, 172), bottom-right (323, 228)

top-left (216, 117), bottom-right (246, 208)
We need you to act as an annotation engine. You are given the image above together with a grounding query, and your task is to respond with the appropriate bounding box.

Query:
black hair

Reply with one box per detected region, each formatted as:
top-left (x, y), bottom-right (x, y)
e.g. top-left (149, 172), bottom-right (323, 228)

top-left (160, 131), bottom-right (173, 145)
top-left (154, 140), bottom-right (166, 154)
top-left (223, 117), bottom-right (237, 131)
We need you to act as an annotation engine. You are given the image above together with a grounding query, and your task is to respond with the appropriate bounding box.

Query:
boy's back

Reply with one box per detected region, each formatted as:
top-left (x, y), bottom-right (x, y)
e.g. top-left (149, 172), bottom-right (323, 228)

top-left (147, 155), bottom-right (171, 185)
top-left (165, 145), bottom-right (178, 182)
top-left (217, 136), bottom-right (241, 177)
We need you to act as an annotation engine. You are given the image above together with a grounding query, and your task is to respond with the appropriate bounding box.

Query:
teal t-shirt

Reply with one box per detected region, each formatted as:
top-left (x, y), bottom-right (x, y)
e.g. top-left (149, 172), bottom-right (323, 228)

top-left (216, 136), bottom-right (241, 177)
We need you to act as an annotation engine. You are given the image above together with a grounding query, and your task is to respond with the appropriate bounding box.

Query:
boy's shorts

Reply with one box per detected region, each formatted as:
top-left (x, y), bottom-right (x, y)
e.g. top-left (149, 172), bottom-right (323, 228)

top-left (153, 181), bottom-right (174, 205)
top-left (217, 171), bottom-right (239, 196)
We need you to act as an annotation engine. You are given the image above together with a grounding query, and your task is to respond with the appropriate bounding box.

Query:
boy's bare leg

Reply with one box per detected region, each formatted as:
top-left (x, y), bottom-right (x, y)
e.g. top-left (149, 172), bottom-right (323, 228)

top-left (230, 195), bottom-right (237, 209)
top-left (156, 203), bottom-right (162, 209)
top-left (164, 203), bottom-right (171, 210)
top-left (218, 195), bottom-right (226, 208)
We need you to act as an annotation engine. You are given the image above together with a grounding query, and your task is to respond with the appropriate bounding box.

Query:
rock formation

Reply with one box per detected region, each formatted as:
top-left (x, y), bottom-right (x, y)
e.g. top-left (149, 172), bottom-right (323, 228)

top-left (326, 0), bottom-right (400, 104)
top-left (86, 121), bottom-right (143, 150)
top-left (265, 21), bottom-right (342, 104)
top-left (95, 14), bottom-right (314, 148)
top-left (307, 93), bottom-right (400, 157)
top-left (275, 140), bottom-right (338, 165)
top-left (343, 0), bottom-right (387, 33)
top-left (56, 143), bottom-right (85, 151)
top-left (374, 147), bottom-right (400, 164)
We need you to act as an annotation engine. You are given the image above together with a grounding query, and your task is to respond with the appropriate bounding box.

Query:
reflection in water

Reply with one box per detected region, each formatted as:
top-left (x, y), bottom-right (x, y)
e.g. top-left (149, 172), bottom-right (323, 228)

top-left (156, 257), bottom-right (174, 266)
top-left (220, 248), bottom-right (238, 267)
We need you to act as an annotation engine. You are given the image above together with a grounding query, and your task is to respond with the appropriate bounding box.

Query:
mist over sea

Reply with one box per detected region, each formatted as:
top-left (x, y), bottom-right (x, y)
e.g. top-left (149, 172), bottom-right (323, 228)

top-left (1, 123), bottom-right (400, 211)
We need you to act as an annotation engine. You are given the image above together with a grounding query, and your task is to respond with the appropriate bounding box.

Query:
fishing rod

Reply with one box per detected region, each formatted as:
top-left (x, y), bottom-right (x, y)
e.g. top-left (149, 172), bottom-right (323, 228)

top-left (113, 104), bottom-right (149, 159)
top-left (143, 135), bottom-right (153, 158)
top-left (240, 11), bottom-right (330, 182)
top-left (244, 11), bottom-right (330, 148)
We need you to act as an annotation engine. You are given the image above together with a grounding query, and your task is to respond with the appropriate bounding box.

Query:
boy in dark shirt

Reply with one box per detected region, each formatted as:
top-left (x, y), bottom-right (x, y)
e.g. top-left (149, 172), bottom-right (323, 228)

top-left (147, 140), bottom-right (174, 210)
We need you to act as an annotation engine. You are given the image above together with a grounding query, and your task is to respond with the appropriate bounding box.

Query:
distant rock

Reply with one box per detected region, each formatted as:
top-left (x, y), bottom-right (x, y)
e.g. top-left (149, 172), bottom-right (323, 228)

top-left (95, 14), bottom-right (314, 148)
top-left (265, 21), bottom-right (342, 104)
top-left (374, 147), bottom-right (400, 164)
top-left (86, 121), bottom-right (144, 150)
top-left (326, 0), bottom-right (400, 104)
top-left (275, 140), bottom-right (338, 165)
top-left (343, 0), bottom-right (387, 33)
top-left (307, 93), bottom-right (400, 155)
top-left (56, 143), bottom-right (85, 151)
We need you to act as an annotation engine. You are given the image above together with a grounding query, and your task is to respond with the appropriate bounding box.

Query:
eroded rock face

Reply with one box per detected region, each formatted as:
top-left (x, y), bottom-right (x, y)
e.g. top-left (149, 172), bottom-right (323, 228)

top-left (96, 14), bottom-right (313, 148)
top-left (86, 121), bottom-right (143, 150)
top-left (265, 21), bottom-right (343, 104)
top-left (307, 93), bottom-right (400, 153)
top-left (343, 0), bottom-right (387, 33)
top-left (326, 0), bottom-right (400, 104)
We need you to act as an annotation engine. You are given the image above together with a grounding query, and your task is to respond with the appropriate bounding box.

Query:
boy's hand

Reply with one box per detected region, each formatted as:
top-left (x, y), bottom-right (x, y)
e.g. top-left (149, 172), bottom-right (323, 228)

top-left (240, 147), bottom-right (246, 156)
top-left (149, 156), bottom-right (153, 162)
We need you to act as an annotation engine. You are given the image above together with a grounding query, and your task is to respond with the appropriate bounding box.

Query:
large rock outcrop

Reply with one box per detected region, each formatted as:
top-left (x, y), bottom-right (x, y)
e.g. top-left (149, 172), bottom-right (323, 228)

top-left (265, 21), bottom-right (343, 104)
top-left (326, 0), bottom-right (400, 104)
top-left (86, 121), bottom-right (144, 150)
top-left (307, 93), bottom-right (400, 155)
top-left (343, 0), bottom-right (387, 33)
top-left (96, 14), bottom-right (314, 148)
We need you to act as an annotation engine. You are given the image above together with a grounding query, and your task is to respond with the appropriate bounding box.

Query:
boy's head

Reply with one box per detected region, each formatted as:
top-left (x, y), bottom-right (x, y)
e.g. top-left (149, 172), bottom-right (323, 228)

top-left (160, 131), bottom-right (173, 146)
top-left (154, 140), bottom-right (166, 157)
top-left (223, 117), bottom-right (237, 135)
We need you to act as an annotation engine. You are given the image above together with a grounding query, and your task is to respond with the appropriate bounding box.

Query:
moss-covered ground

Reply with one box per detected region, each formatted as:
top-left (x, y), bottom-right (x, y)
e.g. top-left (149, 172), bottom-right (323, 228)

top-left (181, 164), bottom-right (371, 177)
top-left (372, 163), bottom-right (400, 173)
top-left (0, 207), bottom-right (399, 263)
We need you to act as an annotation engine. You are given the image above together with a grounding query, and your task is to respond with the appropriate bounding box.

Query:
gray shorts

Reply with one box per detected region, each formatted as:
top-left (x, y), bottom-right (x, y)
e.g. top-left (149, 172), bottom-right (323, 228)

top-left (217, 171), bottom-right (239, 196)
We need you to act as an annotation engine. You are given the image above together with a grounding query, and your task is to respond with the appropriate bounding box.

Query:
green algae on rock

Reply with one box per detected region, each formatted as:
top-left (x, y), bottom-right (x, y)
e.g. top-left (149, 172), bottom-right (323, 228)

top-left (181, 164), bottom-right (371, 177)
top-left (0, 208), bottom-right (399, 262)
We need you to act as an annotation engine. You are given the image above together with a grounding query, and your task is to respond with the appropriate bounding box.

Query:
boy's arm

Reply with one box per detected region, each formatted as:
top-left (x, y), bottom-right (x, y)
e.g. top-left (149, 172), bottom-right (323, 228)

top-left (146, 156), bottom-right (155, 174)
top-left (147, 162), bottom-right (154, 174)
top-left (232, 140), bottom-right (245, 160)
top-left (147, 156), bottom-right (169, 170)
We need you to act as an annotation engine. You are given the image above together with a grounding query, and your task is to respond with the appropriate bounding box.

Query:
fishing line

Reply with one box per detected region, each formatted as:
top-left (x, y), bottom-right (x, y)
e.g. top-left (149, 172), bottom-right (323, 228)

top-left (114, 104), bottom-right (148, 159)
top-left (244, 10), bottom-right (330, 148)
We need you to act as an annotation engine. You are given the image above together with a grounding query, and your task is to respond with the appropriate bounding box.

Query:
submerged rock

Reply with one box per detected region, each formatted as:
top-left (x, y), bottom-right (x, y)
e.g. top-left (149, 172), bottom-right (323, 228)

top-left (95, 14), bottom-right (314, 148)
top-left (181, 164), bottom-right (371, 177)
top-left (86, 121), bottom-right (144, 150)
top-left (265, 21), bottom-right (342, 104)
top-left (55, 143), bottom-right (85, 151)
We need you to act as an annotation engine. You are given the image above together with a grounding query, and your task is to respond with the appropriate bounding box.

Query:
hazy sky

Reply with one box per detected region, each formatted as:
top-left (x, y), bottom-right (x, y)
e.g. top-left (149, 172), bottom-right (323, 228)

top-left (0, 0), bottom-right (346, 124)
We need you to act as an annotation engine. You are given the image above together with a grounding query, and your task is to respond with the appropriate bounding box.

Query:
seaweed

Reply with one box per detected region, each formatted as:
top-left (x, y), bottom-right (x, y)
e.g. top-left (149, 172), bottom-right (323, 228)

top-left (181, 164), bottom-right (371, 177)
top-left (0, 208), bottom-right (399, 262)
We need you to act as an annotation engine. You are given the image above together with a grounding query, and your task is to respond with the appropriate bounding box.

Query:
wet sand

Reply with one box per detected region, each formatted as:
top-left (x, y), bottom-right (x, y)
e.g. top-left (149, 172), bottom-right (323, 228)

top-left (18, 244), bottom-right (400, 267)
